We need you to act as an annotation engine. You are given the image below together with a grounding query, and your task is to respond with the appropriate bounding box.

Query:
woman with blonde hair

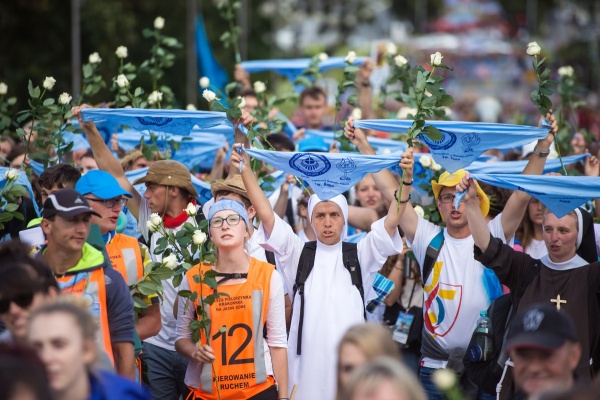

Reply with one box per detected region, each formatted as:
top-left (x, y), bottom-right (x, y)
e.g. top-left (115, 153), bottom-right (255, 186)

top-left (341, 357), bottom-right (426, 400)
top-left (27, 297), bottom-right (149, 400)
top-left (337, 323), bottom-right (400, 398)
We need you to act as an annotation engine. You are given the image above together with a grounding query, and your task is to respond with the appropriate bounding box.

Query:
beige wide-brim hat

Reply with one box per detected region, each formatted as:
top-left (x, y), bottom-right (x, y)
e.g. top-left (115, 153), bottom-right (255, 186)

top-left (210, 174), bottom-right (250, 201)
top-left (132, 160), bottom-right (198, 197)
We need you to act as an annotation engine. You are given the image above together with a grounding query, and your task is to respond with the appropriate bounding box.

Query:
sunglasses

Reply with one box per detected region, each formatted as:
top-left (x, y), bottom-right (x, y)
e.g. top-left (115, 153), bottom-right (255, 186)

top-left (85, 197), bottom-right (128, 209)
top-left (0, 292), bottom-right (35, 313)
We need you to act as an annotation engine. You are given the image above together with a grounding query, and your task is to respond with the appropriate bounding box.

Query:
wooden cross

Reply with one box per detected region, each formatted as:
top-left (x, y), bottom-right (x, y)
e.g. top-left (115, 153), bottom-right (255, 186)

top-left (551, 294), bottom-right (567, 310)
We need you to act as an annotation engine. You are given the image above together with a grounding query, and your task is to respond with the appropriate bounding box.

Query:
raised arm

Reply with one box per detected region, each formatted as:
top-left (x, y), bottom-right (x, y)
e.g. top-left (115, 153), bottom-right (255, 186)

top-left (230, 144), bottom-right (275, 235)
top-left (501, 111), bottom-right (558, 240)
top-left (382, 148), bottom-right (414, 237)
top-left (71, 105), bottom-right (142, 220)
top-left (459, 173), bottom-right (492, 252)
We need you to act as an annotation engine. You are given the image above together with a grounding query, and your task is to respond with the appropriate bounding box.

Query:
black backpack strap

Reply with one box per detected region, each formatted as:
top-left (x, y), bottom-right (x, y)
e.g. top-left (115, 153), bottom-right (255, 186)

top-left (421, 229), bottom-right (445, 286)
top-left (294, 241), bottom-right (317, 356)
top-left (342, 242), bottom-right (364, 308)
top-left (285, 197), bottom-right (295, 227)
top-left (265, 250), bottom-right (277, 266)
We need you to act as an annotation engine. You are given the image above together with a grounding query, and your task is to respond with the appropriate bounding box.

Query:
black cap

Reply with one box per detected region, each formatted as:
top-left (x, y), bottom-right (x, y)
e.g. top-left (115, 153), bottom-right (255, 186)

top-left (506, 303), bottom-right (578, 352)
top-left (42, 189), bottom-right (101, 219)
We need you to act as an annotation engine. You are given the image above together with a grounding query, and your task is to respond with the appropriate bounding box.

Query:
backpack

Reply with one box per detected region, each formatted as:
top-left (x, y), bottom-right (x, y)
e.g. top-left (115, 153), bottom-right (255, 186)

top-left (463, 260), bottom-right (541, 395)
top-left (293, 241), bottom-right (362, 355)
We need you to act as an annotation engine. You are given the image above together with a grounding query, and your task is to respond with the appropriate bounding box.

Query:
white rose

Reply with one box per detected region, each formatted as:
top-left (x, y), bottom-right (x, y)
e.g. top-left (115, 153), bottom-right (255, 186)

top-left (238, 96), bottom-right (246, 109)
top-left (394, 55), bottom-right (408, 67)
top-left (431, 162), bottom-right (442, 172)
top-left (432, 368), bottom-right (457, 391)
top-left (154, 16), bottom-right (165, 30)
top-left (202, 89), bottom-right (216, 102)
top-left (419, 155), bottom-right (432, 168)
top-left (148, 90), bottom-right (163, 105)
top-left (351, 108), bottom-right (362, 120)
top-left (116, 74), bottom-right (129, 88)
top-left (162, 253), bottom-right (178, 270)
top-left (558, 66), bottom-right (574, 78)
top-left (149, 213), bottom-right (162, 227)
top-left (193, 230), bottom-right (207, 245)
top-left (115, 46), bottom-right (128, 59)
top-left (186, 104), bottom-right (197, 111)
top-left (0, 83), bottom-right (7, 95)
top-left (430, 52), bottom-right (443, 66)
top-left (318, 52), bottom-right (328, 62)
top-left (185, 203), bottom-right (197, 217)
top-left (43, 77), bottom-right (56, 90)
top-left (146, 220), bottom-right (158, 233)
top-left (345, 51), bottom-right (357, 64)
top-left (526, 41), bottom-right (541, 56)
top-left (58, 92), bottom-right (72, 105)
top-left (386, 43), bottom-right (397, 55)
top-left (253, 81), bottom-right (266, 94)
top-left (413, 205), bottom-right (425, 218)
top-left (4, 168), bottom-right (18, 182)
top-left (88, 52), bottom-right (102, 64)
top-left (199, 76), bottom-right (210, 88)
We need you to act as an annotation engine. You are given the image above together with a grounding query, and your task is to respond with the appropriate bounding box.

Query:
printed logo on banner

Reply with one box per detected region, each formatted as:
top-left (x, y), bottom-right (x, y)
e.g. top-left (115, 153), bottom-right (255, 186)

top-left (461, 133), bottom-right (481, 152)
top-left (136, 117), bottom-right (172, 126)
top-left (289, 153), bottom-right (331, 177)
top-left (336, 158), bottom-right (356, 181)
top-left (418, 129), bottom-right (457, 150)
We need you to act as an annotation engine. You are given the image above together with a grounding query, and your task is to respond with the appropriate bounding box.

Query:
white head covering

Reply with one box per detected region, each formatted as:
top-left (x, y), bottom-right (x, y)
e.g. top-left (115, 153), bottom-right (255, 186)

top-left (307, 194), bottom-right (348, 241)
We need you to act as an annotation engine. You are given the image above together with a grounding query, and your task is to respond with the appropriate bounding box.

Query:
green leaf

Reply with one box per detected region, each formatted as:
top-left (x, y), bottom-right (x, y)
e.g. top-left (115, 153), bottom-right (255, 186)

top-left (204, 275), bottom-right (218, 290)
top-left (133, 296), bottom-right (148, 309)
top-left (5, 203), bottom-right (18, 212)
top-left (172, 273), bottom-right (183, 288)
top-left (178, 289), bottom-right (192, 298)
top-left (136, 280), bottom-right (158, 296)
top-left (293, 76), bottom-right (312, 87)
top-left (83, 64), bottom-right (93, 79)
top-left (226, 106), bottom-right (242, 120)
top-left (437, 94), bottom-right (454, 107)
top-left (210, 101), bottom-right (228, 113)
top-left (12, 211), bottom-right (24, 221)
top-left (422, 125), bottom-right (443, 141)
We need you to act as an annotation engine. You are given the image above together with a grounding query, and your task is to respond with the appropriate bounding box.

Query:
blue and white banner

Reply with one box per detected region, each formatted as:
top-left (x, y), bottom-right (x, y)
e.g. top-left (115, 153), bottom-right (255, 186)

top-left (117, 130), bottom-right (228, 170)
top-left (81, 108), bottom-right (246, 137)
top-left (353, 119), bottom-right (551, 172)
top-left (304, 130), bottom-right (408, 155)
top-left (245, 148), bottom-right (400, 200)
top-left (455, 174), bottom-right (600, 218)
top-left (0, 168), bottom-right (40, 217)
top-left (125, 167), bottom-right (213, 205)
top-left (240, 57), bottom-right (366, 82)
top-left (465, 154), bottom-right (587, 175)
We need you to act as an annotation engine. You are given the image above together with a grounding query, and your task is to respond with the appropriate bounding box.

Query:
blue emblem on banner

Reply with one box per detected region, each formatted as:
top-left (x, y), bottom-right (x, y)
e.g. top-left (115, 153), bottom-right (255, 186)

top-left (418, 129), bottom-right (456, 150)
top-left (336, 158), bottom-right (356, 181)
top-left (462, 133), bottom-right (481, 152)
top-left (289, 153), bottom-right (331, 177)
top-left (136, 117), bottom-right (172, 126)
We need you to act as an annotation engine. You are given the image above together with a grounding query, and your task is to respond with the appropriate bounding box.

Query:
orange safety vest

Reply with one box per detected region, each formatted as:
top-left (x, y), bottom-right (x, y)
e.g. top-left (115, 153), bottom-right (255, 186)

top-left (106, 233), bottom-right (144, 286)
top-left (55, 268), bottom-right (113, 363)
top-left (186, 258), bottom-right (275, 400)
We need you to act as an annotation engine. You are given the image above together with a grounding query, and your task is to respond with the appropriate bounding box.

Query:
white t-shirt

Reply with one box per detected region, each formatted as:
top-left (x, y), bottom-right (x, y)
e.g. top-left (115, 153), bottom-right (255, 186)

top-left (139, 197), bottom-right (197, 352)
top-left (524, 238), bottom-right (547, 259)
top-left (407, 214), bottom-right (509, 369)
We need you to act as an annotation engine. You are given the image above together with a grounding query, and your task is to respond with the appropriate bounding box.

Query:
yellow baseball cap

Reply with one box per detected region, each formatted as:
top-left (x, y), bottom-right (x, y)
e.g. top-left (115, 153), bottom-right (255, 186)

top-left (431, 169), bottom-right (490, 218)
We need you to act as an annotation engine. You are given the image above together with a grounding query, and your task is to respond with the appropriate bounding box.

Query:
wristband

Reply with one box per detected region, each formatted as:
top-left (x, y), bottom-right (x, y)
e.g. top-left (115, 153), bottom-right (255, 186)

top-left (394, 190), bottom-right (411, 204)
top-left (402, 180), bottom-right (413, 186)
top-left (533, 146), bottom-right (550, 157)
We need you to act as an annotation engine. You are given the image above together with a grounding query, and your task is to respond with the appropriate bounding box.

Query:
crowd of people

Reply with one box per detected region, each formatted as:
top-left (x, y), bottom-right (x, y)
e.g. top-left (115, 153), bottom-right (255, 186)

top-left (1, 58), bottom-right (600, 400)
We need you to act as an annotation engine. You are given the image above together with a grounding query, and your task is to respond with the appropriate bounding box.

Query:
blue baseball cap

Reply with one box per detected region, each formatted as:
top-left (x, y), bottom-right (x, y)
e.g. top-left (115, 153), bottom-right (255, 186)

top-left (298, 135), bottom-right (329, 152)
top-left (75, 170), bottom-right (133, 199)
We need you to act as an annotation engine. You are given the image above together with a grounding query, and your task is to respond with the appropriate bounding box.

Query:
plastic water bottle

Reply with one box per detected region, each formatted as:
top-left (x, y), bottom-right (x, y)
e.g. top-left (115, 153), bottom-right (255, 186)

top-left (467, 310), bottom-right (494, 362)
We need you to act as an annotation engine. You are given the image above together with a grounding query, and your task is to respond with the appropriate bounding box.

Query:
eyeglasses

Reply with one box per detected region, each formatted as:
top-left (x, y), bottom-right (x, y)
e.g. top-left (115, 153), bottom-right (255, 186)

top-left (209, 214), bottom-right (242, 228)
top-left (0, 292), bottom-right (35, 313)
top-left (439, 194), bottom-right (456, 204)
top-left (85, 197), bottom-right (128, 209)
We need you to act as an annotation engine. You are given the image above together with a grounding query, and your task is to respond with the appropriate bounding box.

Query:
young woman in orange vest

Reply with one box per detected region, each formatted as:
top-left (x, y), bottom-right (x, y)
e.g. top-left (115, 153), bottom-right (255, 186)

top-left (175, 198), bottom-right (289, 400)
